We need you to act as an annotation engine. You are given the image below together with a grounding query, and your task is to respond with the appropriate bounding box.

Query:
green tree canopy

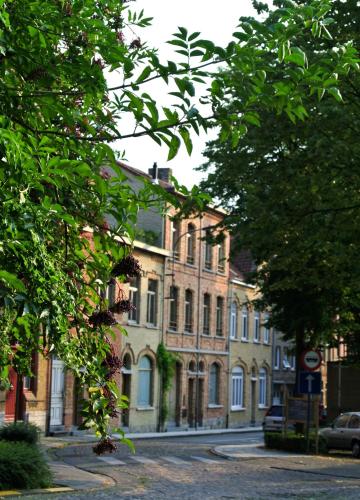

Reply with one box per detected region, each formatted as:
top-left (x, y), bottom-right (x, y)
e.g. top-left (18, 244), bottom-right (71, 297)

top-left (200, 0), bottom-right (360, 366)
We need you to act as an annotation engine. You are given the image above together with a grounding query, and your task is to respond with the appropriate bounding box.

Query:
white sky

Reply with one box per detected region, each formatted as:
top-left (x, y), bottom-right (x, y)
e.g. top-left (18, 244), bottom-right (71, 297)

top-left (110, 0), bottom-right (258, 187)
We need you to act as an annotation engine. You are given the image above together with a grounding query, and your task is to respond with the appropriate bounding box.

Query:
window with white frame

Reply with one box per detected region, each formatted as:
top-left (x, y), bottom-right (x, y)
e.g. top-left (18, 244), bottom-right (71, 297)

top-left (254, 311), bottom-right (260, 342)
top-left (216, 296), bottom-right (224, 336)
top-left (209, 363), bottom-right (220, 405)
top-left (259, 368), bottom-right (267, 407)
top-left (203, 293), bottom-right (211, 335)
top-left (263, 313), bottom-right (270, 344)
top-left (231, 366), bottom-right (244, 409)
top-left (172, 219), bottom-right (180, 260)
top-left (137, 356), bottom-right (152, 406)
top-left (146, 279), bottom-right (157, 326)
top-left (204, 230), bottom-right (213, 270)
top-left (217, 240), bottom-right (225, 273)
top-left (230, 301), bottom-right (238, 339)
top-left (128, 276), bottom-right (140, 323)
top-left (290, 354), bottom-right (296, 371)
top-left (274, 346), bottom-right (281, 370)
top-left (184, 289), bottom-right (193, 333)
top-left (241, 306), bottom-right (249, 340)
top-left (186, 223), bottom-right (196, 265)
top-left (169, 285), bottom-right (178, 331)
top-left (283, 348), bottom-right (291, 369)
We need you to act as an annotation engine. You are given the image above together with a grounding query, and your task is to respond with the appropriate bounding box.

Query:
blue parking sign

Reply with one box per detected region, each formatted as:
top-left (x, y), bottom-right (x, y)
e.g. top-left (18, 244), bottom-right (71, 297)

top-left (299, 371), bottom-right (321, 395)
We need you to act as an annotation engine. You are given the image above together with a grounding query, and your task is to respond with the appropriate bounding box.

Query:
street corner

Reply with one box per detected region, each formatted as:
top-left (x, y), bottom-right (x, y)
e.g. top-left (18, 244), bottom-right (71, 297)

top-left (211, 443), bottom-right (310, 460)
top-left (0, 487), bottom-right (74, 499)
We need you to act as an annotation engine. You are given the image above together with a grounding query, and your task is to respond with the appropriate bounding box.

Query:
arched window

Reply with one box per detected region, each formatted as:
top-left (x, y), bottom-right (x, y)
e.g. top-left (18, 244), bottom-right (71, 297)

top-left (188, 360), bottom-right (196, 373)
top-left (259, 368), bottom-right (267, 407)
top-left (184, 289), bottom-right (193, 333)
top-left (203, 293), bottom-right (211, 335)
top-left (138, 356), bottom-right (153, 407)
top-left (199, 361), bottom-right (205, 373)
top-left (122, 353), bottom-right (132, 373)
top-left (230, 302), bottom-right (238, 339)
top-left (263, 313), bottom-right (270, 344)
top-left (204, 230), bottom-right (213, 270)
top-left (216, 297), bottom-right (224, 336)
top-left (217, 239), bottom-right (225, 273)
top-left (209, 363), bottom-right (220, 405)
top-left (172, 219), bottom-right (180, 260)
top-left (169, 285), bottom-right (179, 331)
top-left (254, 311), bottom-right (260, 342)
top-left (186, 223), bottom-right (196, 265)
top-left (231, 367), bottom-right (244, 409)
top-left (129, 276), bottom-right (140, 323)
top-left (241, 306), bottom-right (249, 340)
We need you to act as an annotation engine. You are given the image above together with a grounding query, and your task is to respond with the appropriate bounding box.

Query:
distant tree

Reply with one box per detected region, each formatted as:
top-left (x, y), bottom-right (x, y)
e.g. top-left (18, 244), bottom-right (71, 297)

top-left (200, 0), bottom-right (360, 376)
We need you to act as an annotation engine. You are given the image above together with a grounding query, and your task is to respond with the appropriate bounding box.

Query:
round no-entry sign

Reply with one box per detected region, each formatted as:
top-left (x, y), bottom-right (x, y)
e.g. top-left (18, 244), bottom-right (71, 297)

top-left (301, 349), bottom-right (322, 371)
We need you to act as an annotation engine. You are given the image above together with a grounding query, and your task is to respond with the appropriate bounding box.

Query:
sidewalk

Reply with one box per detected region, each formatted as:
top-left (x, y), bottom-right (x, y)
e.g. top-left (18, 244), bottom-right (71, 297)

top-left (213, 443), bottom-right (308, 459)
top-left (42, 425), bottom-right (263, 447)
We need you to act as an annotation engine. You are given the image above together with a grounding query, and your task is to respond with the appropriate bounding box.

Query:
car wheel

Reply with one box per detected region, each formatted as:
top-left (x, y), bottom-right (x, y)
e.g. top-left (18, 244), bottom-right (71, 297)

top-left (352, 441), bottom-right (360, 458)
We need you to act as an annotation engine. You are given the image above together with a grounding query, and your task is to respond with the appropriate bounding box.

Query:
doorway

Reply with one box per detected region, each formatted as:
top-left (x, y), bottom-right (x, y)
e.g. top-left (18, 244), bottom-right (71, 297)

top-left (50, 357), bottom-right (65, 428)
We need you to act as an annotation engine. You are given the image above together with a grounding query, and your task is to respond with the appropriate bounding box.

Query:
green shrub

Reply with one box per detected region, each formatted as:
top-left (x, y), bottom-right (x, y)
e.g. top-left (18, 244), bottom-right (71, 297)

top-left (0, 421), bottom-right (40, 445)
top-left (264, 431), bottom-right (328, 454)
top-left (0, 441), bottom-right (52, 490)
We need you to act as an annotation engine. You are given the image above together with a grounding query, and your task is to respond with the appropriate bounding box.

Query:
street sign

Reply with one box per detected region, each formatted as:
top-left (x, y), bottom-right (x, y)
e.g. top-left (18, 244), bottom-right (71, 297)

top-left (301, 349), bottom-right (322, 371)
top-left (299, 371), bottom-right (321, 395)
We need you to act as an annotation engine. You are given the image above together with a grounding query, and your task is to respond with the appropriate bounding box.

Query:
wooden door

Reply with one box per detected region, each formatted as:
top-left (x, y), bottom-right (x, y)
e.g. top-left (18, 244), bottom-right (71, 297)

top-left (4, 368), bottom-right (18, 422)
top-left (50, 357), bottom-right (65, 427)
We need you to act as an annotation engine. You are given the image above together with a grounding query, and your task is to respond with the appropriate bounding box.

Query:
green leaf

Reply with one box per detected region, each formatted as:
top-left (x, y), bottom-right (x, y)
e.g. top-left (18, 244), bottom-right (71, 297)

top-left (188, 31), bottom-right (201, 41)
top-left (136, 66), bottom-right (152, 84)
top-left (167, 135), bottom-right (181, 161)
top-left (0, 271), bottom-right (26, 293)
top-left (179, 127), bottom-right (193, 155)
top-left (328, 87), bottom-right (343, 102)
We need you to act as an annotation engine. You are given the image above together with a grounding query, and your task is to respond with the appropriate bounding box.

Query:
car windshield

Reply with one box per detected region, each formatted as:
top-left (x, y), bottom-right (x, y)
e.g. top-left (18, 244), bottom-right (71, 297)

top-left (267, 406), bottom-right (283, 417)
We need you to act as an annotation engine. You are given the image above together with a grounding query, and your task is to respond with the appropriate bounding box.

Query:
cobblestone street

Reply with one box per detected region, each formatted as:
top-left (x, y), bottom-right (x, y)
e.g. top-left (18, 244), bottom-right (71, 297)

top-left (23, 433), bottom-right (360, 500)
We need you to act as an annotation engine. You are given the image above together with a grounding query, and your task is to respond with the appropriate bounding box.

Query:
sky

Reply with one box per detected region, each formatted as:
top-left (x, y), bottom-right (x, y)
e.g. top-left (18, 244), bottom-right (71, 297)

top-left (109, 0), bottom-right (259, 187)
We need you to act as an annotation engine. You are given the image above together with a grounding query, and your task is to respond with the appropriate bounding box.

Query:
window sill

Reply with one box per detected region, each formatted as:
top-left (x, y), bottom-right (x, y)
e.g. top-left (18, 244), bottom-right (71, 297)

top-left (263, 342), bottom-right (270, 346)
top-left (258, 405), bottom-right (268, 410)
top-left (145, 324), bottom-right (159, 330)
top-left (184, 331), bottom-right (195, 336)
top-left (167, 328), bottom-right (178, 334)
top-left (253, 340), bottom-right (260, 344)
top-left (201, 333), bottom-right (211, 338)
top-left (208, 404), bottom-right (223, 409)
top-left (216, 270), bottom-right (226, 276)
top-left (203, 268), bottom-right (214, 274)
top-left (127, 321), bottom-right (140, 327)
top-left (231, 407), bottom-right (246, 412)
top-left (136, 406), bottom-right (155, 411)
top-left (241, 338), bottom-right (249, 343)
top-left (185, 262), bottom-right (197, 269)
top-left (230, 337), bottom-right (239, 342)
top-left (215, 335), bottom-right (225, 340)
top-left (274, 367), bottom-right (280, 371)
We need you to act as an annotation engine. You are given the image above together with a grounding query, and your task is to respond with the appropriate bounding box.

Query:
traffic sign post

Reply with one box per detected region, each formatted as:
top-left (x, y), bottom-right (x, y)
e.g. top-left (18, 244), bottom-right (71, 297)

top-left (299, 363), bottom-right (322, 452)
top-left (301, 349), bottom-right (322, 372)
top-left (299, 371), bottom-right (321, 395)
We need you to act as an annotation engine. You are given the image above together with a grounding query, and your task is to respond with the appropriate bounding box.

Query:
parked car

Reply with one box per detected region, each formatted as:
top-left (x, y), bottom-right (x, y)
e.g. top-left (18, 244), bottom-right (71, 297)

top-left (319, 412), bottom-right (360, 457)
top-left (263, 405), bottom-right (285, 432)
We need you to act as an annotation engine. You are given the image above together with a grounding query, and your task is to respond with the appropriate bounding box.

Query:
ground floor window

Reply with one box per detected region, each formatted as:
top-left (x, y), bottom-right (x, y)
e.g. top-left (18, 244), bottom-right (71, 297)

top-left (231, 366), bottom-right (244, 409)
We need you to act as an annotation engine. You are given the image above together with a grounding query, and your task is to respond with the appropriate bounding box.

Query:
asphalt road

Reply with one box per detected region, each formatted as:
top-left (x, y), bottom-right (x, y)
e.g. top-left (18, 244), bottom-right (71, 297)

top-left (36, 432), bottom-right (360, 500)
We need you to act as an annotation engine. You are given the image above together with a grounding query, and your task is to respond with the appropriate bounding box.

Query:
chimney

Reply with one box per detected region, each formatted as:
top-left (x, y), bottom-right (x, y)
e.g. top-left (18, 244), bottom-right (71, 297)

top-left (148, 162), bottom-right (158, 180)
top-left (157, 168), bottom-right (173, 183)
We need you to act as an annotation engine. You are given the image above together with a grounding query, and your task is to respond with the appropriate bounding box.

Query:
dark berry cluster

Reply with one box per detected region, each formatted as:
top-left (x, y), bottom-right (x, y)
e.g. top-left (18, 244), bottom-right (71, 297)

top-left (129, 38), bottom-right (141, 49)
top-left (110, 299), bottom-right (135, 314)
top-left (89, 310), bottom-right (117, 327)
top-left (93, 438), bottom-right (117, 455)
top-left (111, 255), bottom-right (141, 279)
top-left (102, 346), bottom-right (122, 379)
